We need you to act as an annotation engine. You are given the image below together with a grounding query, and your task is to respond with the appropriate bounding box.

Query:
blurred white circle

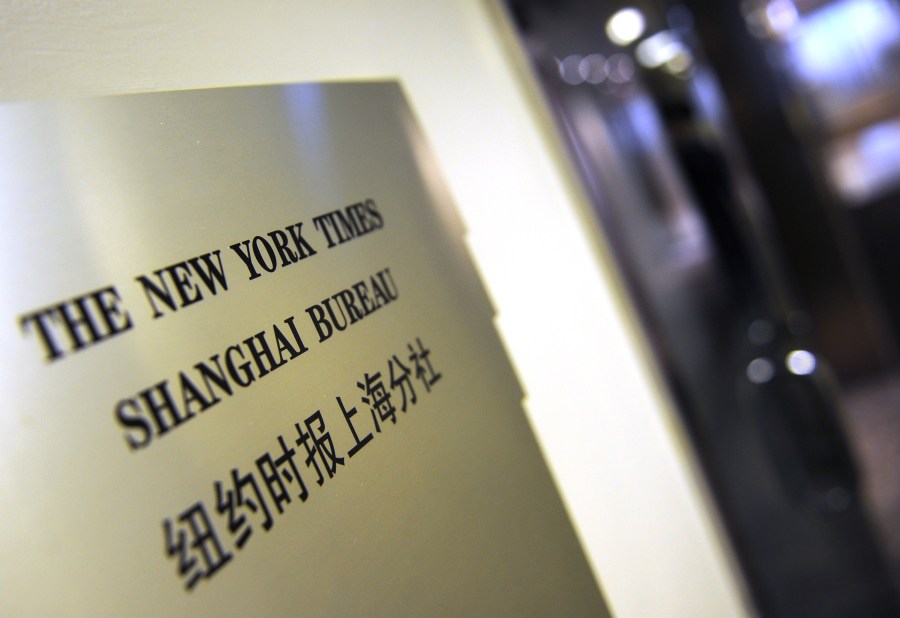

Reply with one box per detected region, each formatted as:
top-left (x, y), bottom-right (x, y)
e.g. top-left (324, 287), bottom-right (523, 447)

top-left (786, 350), bottom-right (816, 375)
top-left (607, 8), bottom-right (646, 46)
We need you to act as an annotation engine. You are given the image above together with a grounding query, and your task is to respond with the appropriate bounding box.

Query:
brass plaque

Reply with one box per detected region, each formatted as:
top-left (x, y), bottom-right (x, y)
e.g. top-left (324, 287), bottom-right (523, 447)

top-left (0, 83), bottom-right (607, 616)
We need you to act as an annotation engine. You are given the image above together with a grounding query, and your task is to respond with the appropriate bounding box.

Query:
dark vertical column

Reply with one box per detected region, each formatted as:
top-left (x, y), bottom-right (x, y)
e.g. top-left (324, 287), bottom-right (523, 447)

top-left (677, 0), bottom-right (894, 379)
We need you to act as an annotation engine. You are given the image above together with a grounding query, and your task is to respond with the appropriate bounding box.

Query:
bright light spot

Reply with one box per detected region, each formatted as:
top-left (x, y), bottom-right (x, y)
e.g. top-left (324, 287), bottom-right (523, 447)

top-left (605, 53), bottom-right (636, 83)
top-left (789, 0), bottom-right (900, 87)
top-left (636, 30), bottom-right (678, 67)
top-left (765, 0), bottom-right (799, 37)
top-left (786, 350), bottom-right (817, 375)
top-left (579, 54), bottom-right (608, 84)
top-left (747, 358), bottom-right (775, 384)
top-left (607, 8), bottom-right (646, 46)
top-left (635, 30), bottom-right (693, 75)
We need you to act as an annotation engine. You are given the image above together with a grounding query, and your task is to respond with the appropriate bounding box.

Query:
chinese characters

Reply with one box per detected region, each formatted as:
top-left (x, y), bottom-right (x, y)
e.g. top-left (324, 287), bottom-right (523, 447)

top-left (162, 336), bottom-right (442, 590)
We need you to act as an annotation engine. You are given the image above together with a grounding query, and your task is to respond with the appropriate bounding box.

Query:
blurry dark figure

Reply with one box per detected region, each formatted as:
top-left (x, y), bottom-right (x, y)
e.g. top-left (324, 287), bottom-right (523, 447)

top-left (662, 98), bottom-right (763, 312)
top-left (663, 95), bottom-right (864, 516)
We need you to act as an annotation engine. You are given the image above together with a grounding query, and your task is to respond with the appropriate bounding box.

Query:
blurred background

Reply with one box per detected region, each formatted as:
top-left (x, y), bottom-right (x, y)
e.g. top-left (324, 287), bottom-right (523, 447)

top-left (505, 0), bottom-right (900, 615)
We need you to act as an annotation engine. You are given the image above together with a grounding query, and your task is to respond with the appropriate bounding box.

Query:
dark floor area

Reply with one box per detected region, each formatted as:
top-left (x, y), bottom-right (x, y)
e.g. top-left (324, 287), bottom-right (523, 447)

top-left (649, 238), bottom-right (900, 616)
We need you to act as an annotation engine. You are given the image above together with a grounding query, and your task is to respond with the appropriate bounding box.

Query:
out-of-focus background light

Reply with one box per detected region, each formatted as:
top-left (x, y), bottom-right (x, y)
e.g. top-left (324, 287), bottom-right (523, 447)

top-left (786, 349), bottom-right (817, 375)
top-left (635, 30), bottom-right (694, 75)
top-left (580, 54), bottom-right (609, 84)
top-left (558, 53), bottom-right (609, 85)
top-left (764, 0), bottom-right (800, 37)
top-left (558, 54), bottom-right (585, 84)
top-left (606, 53), bottom-right (636, 83)
top-left (747, 358), bottom-right (776, 383)
top-left (507, 0), bottom-right (900, 611)
top-left (606, 7), bottom-right (647, 46)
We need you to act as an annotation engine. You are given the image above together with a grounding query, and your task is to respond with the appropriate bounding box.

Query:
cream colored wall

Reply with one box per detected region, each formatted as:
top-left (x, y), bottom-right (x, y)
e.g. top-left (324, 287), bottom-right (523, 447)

top-left (0, 2), bottom-right (749, 616)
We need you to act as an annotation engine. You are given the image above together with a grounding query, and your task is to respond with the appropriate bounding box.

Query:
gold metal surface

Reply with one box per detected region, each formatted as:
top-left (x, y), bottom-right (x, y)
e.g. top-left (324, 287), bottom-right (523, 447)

top-left (0, 82), bottom-right (607, 616)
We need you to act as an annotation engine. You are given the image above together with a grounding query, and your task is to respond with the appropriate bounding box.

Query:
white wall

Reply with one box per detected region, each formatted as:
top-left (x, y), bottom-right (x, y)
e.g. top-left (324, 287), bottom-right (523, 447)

top-left (0, 2), bottom-right (749, 616)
